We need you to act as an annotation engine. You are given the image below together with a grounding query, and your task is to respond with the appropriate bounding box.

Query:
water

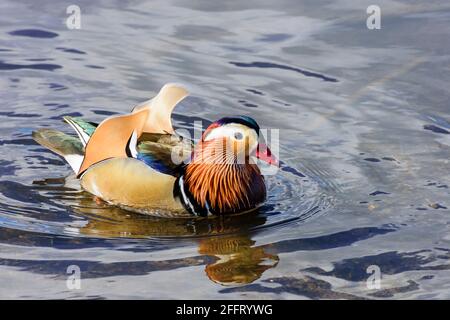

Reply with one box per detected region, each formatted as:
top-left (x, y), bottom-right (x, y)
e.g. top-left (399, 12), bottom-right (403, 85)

top-left (0, 0), bottom-right (449, 299)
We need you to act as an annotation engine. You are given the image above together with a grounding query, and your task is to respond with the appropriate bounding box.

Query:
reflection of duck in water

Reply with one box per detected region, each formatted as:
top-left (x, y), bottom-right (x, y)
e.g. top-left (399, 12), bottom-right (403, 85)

top-left (32, 84), bottom-right (278, 217)
top-left (74, 189), bottom-right (270, 238)
top-left (78, 209), bottom-right (278, 284)
top-left (199, 235), bottom-right (279, 285)
top-left (33, 176), bottom-right (278, 285)
top-left (29, 173), bottom-right (281, 285)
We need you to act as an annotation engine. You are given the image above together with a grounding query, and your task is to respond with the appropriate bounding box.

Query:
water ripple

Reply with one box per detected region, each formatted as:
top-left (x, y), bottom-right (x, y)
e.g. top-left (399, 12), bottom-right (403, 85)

top-left (8, 29), bottom-right (58, 39)
top-left (229, 61), bottom-right (338, 82)
top-left (0, 61), bottom-right (62, 71)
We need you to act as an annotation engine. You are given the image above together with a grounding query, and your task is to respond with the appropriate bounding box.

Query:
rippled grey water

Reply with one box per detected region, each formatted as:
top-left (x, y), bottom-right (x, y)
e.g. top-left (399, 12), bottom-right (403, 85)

top-left (0, 0), bottom-right (449, 299)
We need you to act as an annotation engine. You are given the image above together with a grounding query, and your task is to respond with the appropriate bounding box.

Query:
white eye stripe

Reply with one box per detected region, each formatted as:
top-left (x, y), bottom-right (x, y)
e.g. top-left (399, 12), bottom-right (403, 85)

top-left (204, 124), bottom-right (245, 141)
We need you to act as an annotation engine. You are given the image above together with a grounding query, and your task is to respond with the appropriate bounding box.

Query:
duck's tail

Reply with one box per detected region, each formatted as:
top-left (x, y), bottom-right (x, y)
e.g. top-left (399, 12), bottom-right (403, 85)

top-left (32, 116), bottom-right (97, 173)
top-left (63, 116), bottom-right (96, 147)
top-left (32, 128), bottom-right (85, 174)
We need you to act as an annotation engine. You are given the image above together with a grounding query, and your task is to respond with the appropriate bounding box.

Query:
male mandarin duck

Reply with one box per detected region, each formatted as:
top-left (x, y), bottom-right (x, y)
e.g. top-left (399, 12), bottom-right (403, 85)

top-left (33, 84), bottom-right (277, 217)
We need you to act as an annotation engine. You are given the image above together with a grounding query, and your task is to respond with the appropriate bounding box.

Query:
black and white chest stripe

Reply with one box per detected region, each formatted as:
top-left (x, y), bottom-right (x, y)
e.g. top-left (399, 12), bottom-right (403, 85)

top-left (174, 175), bottom-right (212, 217)
top-left (125, 130), bottom-right (139, 158)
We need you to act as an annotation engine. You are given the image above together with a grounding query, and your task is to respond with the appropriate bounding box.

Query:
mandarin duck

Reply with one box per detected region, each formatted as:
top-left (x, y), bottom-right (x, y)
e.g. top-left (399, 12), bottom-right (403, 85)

top-left (32, 84), bottom-right (277, 217)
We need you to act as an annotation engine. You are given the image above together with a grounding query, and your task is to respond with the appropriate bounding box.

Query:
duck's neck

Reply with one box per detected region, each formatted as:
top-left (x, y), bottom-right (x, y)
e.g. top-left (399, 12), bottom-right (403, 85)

top-left (175, 141), bottom-right (266, 216)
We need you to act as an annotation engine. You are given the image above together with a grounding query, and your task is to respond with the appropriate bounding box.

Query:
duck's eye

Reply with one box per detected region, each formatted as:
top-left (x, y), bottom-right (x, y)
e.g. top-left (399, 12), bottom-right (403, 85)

top-left (234, 131), bottom-right (244, 140)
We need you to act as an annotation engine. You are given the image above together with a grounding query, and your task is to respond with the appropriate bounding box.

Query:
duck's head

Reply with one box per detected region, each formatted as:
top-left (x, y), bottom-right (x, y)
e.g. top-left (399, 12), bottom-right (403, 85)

top-left (176, 116), bottom-right (277, 216)
top-left (198, 116), bottom-right (277, 166)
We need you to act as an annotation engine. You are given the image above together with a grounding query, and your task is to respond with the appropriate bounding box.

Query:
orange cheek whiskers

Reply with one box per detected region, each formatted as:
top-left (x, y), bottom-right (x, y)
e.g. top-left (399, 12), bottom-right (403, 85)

top-left (185, 138), bottom-right (261, 213)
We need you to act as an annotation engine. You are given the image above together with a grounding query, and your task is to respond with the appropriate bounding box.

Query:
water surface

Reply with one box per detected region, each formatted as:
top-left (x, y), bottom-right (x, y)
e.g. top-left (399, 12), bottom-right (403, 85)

top-left (0, 0), bottom-right (449, 299)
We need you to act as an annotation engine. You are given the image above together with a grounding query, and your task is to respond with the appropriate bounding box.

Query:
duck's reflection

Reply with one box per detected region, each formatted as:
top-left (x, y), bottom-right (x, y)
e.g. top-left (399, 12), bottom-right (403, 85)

top-left (198, 235), bottom-right (279, 285)
top-left (76, 205), bottom-right (279, 285)
top-left (33, 175), bottom-right (279, 285)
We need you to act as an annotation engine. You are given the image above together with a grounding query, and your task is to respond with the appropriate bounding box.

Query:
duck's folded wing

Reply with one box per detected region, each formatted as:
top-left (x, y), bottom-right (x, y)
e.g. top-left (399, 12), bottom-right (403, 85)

top-left (80, 157), bottom-right (186, 214)
top-left (77, 110), bottom-right (150, 175)
top-left (60, 117), bottom-right (193, 175)
top-left (136, 133), bottom-right (193, 175)
top-left (77, 84), bottom-right (188, 175)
